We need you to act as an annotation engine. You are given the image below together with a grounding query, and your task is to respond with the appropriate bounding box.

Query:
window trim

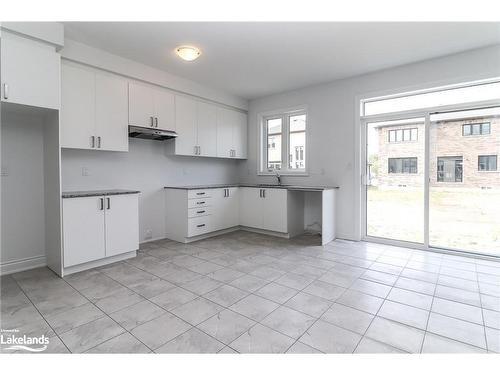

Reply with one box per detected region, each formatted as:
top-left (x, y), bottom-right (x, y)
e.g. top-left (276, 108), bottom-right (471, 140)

top-left (462, 122), bottom-right (491, 136)
top-left (387, 157), bottom-right (418, 174)
top-left (478, 155), bottom-right (498, 172)
top-left (258, 106), bottom-right (308, 176)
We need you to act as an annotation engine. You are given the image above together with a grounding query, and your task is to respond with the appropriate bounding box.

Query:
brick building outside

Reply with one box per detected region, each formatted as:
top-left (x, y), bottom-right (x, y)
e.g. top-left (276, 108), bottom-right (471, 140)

top-left (374, 116), bottom-right (500, 188)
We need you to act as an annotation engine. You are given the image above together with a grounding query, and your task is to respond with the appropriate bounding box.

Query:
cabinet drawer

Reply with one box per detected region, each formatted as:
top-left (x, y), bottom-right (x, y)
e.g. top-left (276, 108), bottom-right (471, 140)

top-left (188, 216), bottom-right (212, 237)
top-left (188, 206), bottom-right (211, 218)
top-left (188, 189), bottom-right (212, 199)
top-left (188, 197), bottom-right (211, 209)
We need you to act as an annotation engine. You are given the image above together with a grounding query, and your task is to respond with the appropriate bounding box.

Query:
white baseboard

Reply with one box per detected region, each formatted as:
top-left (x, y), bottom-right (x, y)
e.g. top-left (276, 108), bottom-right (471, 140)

top-left (62, 251), bottom-right (137, 277)
top-left (0, 255), bottom-right (47, 276)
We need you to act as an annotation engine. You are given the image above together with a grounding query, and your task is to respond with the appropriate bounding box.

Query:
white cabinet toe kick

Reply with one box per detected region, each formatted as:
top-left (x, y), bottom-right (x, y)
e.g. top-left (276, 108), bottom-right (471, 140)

top-left (164, 186), bottom-right (336, 245)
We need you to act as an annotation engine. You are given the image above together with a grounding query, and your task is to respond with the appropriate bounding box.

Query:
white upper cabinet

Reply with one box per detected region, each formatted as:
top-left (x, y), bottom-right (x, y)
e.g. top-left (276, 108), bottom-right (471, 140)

top-left (61, 62), bottom-right (128, 151)
top-left (216, 107), bottom-right (247, 159)
top-left (233, 111), bottom-right (248, 159)
top-left (174, 95), bottom-right (198, 155)
top-left (197, 101), bottom-right (218, 157)
top-left (0, 32), bottom-right (60, 110)
top-left (61, 63), bottom-right (95, 149)
top-left (128, 82), bottom-right (175, 131)
top-left (154, 87), bottom-right (175, 131)
top-left (95, 72), bottom-right (128, 152)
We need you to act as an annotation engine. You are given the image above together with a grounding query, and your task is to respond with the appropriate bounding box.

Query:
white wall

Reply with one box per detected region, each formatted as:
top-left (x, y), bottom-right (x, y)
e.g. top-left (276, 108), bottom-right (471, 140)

top-left (1, 111), bottom-right (46, 269)
top-left (61, 139), bottom-right (241, 242)
top-left (241, 45), bottom-right (500, 240)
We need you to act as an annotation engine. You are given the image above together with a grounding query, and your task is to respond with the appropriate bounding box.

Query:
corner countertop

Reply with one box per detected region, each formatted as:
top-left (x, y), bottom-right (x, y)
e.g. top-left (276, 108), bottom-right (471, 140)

top-left (164, 184), bottom-right (339, 191)
top-left (62, 189), bottom-right (141, 199)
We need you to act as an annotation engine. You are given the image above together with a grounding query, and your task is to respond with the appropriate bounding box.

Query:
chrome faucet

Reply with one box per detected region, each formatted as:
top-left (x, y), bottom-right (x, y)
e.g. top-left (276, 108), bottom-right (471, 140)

top-left (275, 171), bottom-right (282, 186)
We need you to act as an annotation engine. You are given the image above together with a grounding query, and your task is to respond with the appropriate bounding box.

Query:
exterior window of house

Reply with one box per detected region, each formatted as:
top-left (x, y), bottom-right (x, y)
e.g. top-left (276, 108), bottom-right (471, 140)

top-left (462, 122), bottom-right (491, 136)
top-left (437, 156), bottom-right (463, 182)
top-left (478, 155), bottom-right (497, 171)
top-left (388, 128), bottom-right (418, 143)
top-left (388, 157), bottom-right (417, 173)
top-left (261, 109), bottom-right (306, 174)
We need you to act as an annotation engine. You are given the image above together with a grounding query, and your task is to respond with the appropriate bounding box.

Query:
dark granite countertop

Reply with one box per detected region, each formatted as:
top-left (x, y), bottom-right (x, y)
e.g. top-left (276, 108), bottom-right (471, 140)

top-left (164, 184), bottom-right (338, 191)
top-left (62, 189), bottom-right (141, 198)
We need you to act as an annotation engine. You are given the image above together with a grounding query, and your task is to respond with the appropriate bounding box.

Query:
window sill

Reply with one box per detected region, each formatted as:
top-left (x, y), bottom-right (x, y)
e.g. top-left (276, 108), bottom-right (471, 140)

top-left (258, 171), bottom-right (309, 177)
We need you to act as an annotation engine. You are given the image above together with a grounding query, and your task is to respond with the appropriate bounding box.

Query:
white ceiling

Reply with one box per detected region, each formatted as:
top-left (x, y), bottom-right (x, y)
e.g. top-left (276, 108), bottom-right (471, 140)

top-left (64, 22), bottom-right (500, 100)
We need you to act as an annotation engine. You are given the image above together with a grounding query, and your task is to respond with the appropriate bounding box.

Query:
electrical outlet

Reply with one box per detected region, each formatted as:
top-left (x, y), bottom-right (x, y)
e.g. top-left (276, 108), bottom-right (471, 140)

top-left (82, 167), bottom-right (90, 176)
top-left (144, 229), bottom-right (153, 240)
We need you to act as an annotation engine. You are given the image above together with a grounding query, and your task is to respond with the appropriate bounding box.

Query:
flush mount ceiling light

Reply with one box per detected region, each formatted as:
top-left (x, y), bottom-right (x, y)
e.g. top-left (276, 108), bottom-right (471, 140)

top-left (175, 45), bottom-right (201, 61)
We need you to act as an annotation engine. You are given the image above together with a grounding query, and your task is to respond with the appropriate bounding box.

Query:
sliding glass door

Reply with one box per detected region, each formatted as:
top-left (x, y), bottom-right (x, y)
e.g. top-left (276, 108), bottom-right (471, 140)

top-left (363, 106), bottom-right (500, 257)
top-left (429, 108), bottom-right (500, 256)
top-left (365, 117), bottom-right (425, 243)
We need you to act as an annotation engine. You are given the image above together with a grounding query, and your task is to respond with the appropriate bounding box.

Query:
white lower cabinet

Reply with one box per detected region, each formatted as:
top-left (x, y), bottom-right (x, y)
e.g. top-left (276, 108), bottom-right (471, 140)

top-left (239, 187), bottom-right (288, 233)
top-left (212, 188), bottom-right (239, 231)
top-left (63, 194), bottom-right (139, 268)
top-left (165, 186), bottom-right (288, 243)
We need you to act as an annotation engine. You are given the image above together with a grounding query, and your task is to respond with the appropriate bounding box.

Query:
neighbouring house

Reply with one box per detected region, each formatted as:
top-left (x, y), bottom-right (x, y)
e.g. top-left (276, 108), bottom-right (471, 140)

top-left (375, 116), bottom-right (500, 188)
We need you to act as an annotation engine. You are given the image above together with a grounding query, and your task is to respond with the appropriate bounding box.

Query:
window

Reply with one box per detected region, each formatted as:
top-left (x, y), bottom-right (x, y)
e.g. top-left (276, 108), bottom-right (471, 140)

top-left (261, 109), bottom-right (306, 173)
top-left (363, 80), bottom-right (500, 116)
top-left (463, 122), bottom-right (491, 136)
top-left (437, 156), bottom-right (463, 182)
top-left (388, 128), bottom-right (418, 143)
top-left (478, 155), bottom-right (497, 171)
top-left (388, 157), bottom-right (417, 174)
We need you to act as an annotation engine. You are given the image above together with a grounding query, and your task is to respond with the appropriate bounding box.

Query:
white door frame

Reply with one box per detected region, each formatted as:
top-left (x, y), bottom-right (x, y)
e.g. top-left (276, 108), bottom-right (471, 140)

top-left (359, 99), bottom-right (500, 260)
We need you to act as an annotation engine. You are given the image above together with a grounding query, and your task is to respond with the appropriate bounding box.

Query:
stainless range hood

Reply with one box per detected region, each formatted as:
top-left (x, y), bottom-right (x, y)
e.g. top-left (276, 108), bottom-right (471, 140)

top-left (128, 126), bottom-right (178, 140)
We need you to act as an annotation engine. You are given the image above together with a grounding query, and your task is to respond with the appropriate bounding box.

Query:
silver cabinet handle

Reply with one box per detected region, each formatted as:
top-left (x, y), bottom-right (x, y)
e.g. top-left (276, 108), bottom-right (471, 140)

top-left (197, 201), bottom-right (205, 205)
top-left (263, 189), bottom-right (266, 198)
top-left (196, 192), bottom-right (205, 196)
top-left (90, 136), bottom-right (95, 148)
top-left (155, 117), bottom-right (159, 128)
top-left (197, 224), bottom-right (206, 228)
top-left (3, 83), bottom-right (8, 99)
top-left (150, 116), bottom-right (154, 127)
top-left (259, 189), bottom-right (262, 198)
top-left (196, 210), bottom-right (205, 214)
top-left (106, 197), bottom-right (110, 210)
top-left (99, 198), bottom-right (104, 210)
top-left (97, 136), bottom-right (101, 149)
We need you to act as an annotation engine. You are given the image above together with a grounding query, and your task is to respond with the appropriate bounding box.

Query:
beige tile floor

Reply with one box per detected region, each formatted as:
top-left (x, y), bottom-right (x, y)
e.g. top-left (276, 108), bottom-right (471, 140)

top-left (1, 231), bottom-right (499, 353)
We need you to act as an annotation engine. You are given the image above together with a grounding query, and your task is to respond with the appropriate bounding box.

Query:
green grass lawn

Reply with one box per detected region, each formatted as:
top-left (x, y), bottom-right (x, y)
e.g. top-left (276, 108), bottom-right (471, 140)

top-left (367, 186), bottom-right (500, 256)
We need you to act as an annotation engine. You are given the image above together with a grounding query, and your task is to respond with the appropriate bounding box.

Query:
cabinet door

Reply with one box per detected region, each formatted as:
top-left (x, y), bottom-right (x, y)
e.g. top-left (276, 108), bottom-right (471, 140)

top-left (1, 33), bottom-right (60, 109)
top-left (174, 95), bottom-right (198, 155)
top-left (211, 188), bottom-right (226, 232)
top-left (216, 107), bottom-right (234, 158)
top-left (225, 187), bottom-right (240, 228)
top-left (239, 188), bottom-right (263, 228)
top-left (233, 112), bottom-right (248, 159)
top-left (197, 101), bottom-right (217, 157)
top-left (60, 63), bottom-right (95, 149)
top-left (104, 194), bottom-right (139, 257)
top-left (95, 72), bottom-right (128, 151)
top-left (63, 197), bottom-right (105, 267)
top-left (128, 82), bottom-right (155, 128)
top-left (154, 88), bottom-right (175, 131)
top-left (262, 189), bottom-right (288, 233)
